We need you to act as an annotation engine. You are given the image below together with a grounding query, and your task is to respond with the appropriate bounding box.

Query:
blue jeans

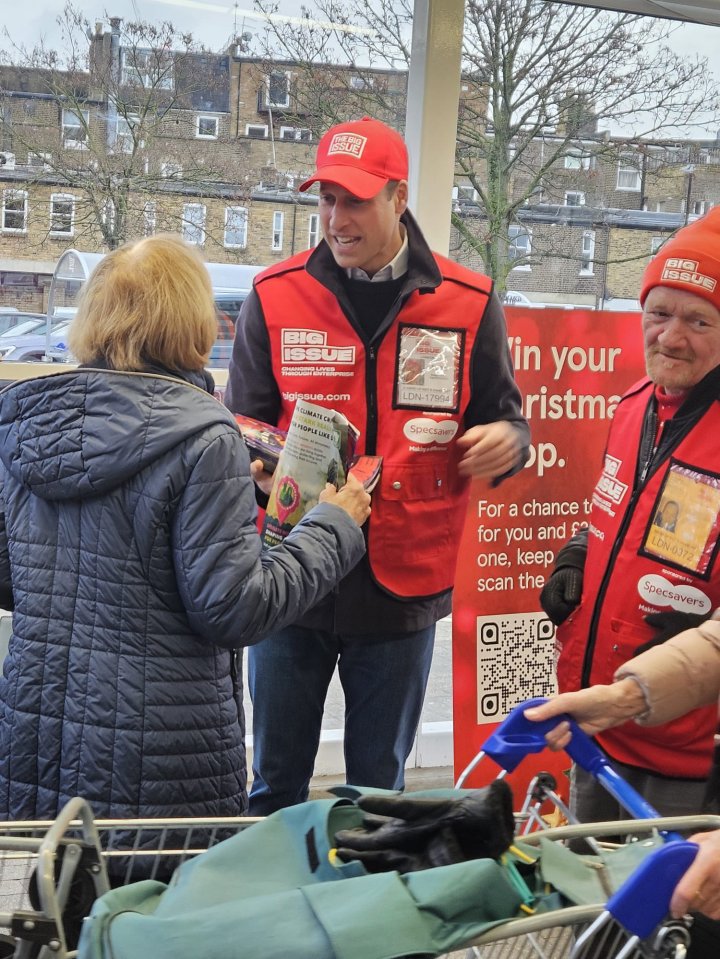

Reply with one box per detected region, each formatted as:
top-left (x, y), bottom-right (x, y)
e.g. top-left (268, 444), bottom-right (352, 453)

top-left (247, 624), bottom-right (436, 815)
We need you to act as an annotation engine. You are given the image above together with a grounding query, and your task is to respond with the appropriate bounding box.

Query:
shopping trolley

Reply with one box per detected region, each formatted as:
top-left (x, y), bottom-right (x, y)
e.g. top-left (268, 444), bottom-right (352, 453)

top-left (0, 797), bottom-right (259, 958)
top-left (0, 699), bottom-right (717, 959)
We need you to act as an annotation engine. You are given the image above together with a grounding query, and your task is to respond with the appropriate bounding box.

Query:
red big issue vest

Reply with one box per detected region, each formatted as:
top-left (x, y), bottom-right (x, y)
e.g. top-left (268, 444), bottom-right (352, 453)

top-left (254, 250), bottom-right (492, 600)
top-left (557, 378), bottom-right (720, 778)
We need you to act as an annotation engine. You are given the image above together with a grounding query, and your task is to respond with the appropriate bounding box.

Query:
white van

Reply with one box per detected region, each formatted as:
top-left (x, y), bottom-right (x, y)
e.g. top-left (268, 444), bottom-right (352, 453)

top-left (46, 249), bottom-right (264, 368)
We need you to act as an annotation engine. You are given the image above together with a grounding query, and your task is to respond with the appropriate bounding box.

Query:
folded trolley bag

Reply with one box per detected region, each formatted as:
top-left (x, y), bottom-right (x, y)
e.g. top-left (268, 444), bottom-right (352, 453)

top-left (76, 789), bottom-right (528, 959)
top-left (76, 788), bottom-right (663, 959)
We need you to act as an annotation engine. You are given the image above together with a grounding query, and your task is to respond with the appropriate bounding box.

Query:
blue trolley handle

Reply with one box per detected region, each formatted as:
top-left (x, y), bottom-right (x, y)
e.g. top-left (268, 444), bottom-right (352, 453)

top-left (483, 699), bottom-right (702, 937)
top-left (605, 841), bottom-right (698, 938)
top-left (482, 697), bottom-right (673, 825)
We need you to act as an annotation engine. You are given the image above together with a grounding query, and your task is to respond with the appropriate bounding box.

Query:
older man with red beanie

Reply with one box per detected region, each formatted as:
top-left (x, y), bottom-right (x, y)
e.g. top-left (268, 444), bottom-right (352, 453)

top-left (541, 207), bottom-right (720, 827)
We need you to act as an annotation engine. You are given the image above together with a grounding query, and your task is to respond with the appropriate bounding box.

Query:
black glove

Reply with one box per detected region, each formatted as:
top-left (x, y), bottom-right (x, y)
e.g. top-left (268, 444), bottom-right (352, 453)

top-left (540, 565), bottom-right (583, 626)
top-left (637, 610), bottom-right (708, 655)
top-left (333, 779), bottom-right (515, 874)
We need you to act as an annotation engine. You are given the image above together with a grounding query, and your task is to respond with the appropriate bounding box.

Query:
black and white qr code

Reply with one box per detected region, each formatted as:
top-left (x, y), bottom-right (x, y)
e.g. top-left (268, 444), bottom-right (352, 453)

top-left (476, 612), bottom-right (556, 722)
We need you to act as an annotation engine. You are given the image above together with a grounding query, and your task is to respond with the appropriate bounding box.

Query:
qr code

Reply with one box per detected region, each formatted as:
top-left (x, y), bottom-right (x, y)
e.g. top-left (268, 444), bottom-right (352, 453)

top-left (476, 612), bottom-right (556, 722)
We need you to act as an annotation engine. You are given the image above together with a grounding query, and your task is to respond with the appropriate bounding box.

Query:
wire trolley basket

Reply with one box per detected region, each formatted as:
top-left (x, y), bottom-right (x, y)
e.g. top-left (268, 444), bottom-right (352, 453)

top-left (0, 699), bottom-right (716, 959)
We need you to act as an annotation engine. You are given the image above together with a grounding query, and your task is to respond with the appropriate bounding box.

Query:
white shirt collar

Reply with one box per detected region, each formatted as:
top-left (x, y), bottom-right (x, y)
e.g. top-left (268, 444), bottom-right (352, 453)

top-left (346, 228), bottom-right (408, 282)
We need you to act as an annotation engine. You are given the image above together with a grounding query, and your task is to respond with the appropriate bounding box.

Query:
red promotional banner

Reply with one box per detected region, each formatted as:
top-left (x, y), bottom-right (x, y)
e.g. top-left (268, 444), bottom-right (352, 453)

top-left (452, 308), bottom-right (647, 804)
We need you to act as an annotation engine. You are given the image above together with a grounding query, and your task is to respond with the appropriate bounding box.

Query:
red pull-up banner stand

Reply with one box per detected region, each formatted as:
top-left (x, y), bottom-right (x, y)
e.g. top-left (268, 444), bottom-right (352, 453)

top-left (452, 307), bottom-right (647, 804)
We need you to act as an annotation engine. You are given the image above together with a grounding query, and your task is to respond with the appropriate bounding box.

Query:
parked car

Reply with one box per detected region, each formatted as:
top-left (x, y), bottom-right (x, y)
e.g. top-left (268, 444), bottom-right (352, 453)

top-left (0, 320), bottom-right (72, 362)
top-left (0, 308), bottom-right (48, 336)
top-left (46, 251), bottom-right (262, 370)
top-left (47, 296), bottom-right (250, 368)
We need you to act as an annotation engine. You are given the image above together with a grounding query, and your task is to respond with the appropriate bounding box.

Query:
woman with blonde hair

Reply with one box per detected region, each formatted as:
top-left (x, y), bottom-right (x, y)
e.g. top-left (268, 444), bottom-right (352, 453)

top-left (0, 233), bottom-right (369, 830)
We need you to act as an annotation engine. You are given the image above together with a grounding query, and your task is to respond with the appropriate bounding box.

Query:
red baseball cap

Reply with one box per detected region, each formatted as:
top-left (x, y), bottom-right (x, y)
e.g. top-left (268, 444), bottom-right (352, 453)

top-left (298, 116), bottom-right (409, 200)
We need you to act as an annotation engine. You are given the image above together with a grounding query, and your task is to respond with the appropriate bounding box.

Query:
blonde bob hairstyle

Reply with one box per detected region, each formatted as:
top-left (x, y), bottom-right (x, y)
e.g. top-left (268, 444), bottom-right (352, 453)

top-left (68, 234), bottom-right (218, 371)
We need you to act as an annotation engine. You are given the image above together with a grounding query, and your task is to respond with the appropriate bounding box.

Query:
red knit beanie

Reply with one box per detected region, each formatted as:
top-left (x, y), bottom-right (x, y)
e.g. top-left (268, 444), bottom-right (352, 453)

top-left (640, 207), bottom-right (720, 310)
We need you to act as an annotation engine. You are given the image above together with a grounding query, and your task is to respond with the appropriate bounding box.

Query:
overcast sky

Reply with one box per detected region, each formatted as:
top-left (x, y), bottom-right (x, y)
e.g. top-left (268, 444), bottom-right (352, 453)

top-left (5, 0), bottom-right (720, 56)
top-left (7, 0), bottom-right (274, 51)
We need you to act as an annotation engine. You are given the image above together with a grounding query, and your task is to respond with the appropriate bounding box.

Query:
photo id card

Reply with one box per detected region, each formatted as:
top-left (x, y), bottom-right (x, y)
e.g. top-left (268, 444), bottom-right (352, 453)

top-left (642, 461), bottom-right (720, 578)
top-left (394, 325), bottom-right (463, 412)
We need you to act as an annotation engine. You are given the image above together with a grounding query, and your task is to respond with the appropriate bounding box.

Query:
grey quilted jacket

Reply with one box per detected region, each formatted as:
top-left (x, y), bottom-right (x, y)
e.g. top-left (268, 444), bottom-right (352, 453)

top-left (0, 369), bottom-right (365, 820)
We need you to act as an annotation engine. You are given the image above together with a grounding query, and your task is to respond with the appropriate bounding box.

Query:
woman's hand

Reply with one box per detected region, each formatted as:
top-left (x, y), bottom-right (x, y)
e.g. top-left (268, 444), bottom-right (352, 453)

top-left (523, 679), bottom-right (648, 749)
top-left (250, 459), bottom-right (275, 497)
top-left (319, 473), bottom-right (371, 527)
top-left (671, 830), bottom-right (720, 919)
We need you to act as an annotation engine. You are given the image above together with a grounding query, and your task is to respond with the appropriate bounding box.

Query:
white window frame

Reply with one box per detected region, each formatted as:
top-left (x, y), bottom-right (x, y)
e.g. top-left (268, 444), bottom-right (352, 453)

top-left (2, 189), bottom-right (27, 233)
top-left (580, 230), bottom-right (595, 275)
top-left (62, 108), bottom-right (89, 149)
top-left (308, 213), bottom-right (320, 248)
top-left (196, 115), bottom-right (219, 139)
top-left (508, 224), bottom-right (531, 270)
top-left (564, 149), bottom-right (592, 171)
top-left (49, 193), bottom-right (75, 237)
top-left (272, 211), bottom-right (284, 251)
top-left (455, 184), bottom-right (478, 202)
top-left (564, 191), bottom-right (585, 207)
top-left (182, 203), bottom-right (206, 246)
top-left (224, 206), bottom-right (248, 249)
top-left (114, 114), bottom-right (139, 154)
top-left (121, 48), bottom-right (174, 90)
top-left (279, 125), bottom-right (312, 142)
top-left (266, 70), bottom-right (291, 108)
top-left (617, 155), bottom-right (641, 191)
top-left (350, 74), bottom-right (373, 90)
top-left (692, 199), bottom-right (711, 217)
top-left (143, 201), bottom-right (156, 237)
top-left (245, 124), bottom-right (268, 139)
top-left (27, 151), bottom-right (52, 171)
top-left (160, 161), bottom-right (182, 179)
top-left (650, 235), bottom-right (665, 257)
top-left (101, 198), bottom-right (116, 233)
top-left (564, 150), bottom-right (583, 170)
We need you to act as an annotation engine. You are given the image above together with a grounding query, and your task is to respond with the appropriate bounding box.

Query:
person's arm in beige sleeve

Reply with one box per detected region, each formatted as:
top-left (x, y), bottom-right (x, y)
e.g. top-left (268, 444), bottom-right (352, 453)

top-left (615, 618), bottom-right (720, 726)
top-left (524, 616), bottom-right (720, 748)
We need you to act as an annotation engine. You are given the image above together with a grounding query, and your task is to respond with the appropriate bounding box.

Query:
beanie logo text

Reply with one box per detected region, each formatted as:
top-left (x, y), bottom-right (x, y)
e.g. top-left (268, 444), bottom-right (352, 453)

top-left (327, 133), bottom-right (367, 159)
top-left (661, 257), bottom-right (717, 294)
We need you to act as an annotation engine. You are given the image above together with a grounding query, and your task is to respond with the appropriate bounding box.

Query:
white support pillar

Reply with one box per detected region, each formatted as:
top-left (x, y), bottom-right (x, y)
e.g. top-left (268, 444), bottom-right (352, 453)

top-left (405, 0), bottom-right (465, 255)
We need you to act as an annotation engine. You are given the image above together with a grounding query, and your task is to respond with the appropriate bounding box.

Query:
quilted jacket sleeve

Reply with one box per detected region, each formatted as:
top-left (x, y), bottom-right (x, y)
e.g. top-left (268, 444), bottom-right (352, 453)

top-left (0, 469), bottom-right (14, 612)
top-left (172, 425), bottom-right (365, 648)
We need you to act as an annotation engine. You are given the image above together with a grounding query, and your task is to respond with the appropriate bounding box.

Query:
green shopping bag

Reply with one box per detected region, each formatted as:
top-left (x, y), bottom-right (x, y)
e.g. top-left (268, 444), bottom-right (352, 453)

top-left (77, 795), bottom-right (524, 959)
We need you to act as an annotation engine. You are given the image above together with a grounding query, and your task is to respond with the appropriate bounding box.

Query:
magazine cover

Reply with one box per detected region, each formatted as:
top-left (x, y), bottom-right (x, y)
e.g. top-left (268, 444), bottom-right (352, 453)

top-left (234, 408), bottom-right (382, 543)
top-left (262, 401), bottom-right (359, 548)
top-left (234, 413), bottom-right (287, 473)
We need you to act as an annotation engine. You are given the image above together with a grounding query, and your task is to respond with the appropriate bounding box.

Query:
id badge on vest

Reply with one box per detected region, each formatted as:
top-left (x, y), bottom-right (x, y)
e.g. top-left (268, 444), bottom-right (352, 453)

top-left (641, 460), bottom-right (720, 578)
top-left (394, 324), bottom-right (464, 413)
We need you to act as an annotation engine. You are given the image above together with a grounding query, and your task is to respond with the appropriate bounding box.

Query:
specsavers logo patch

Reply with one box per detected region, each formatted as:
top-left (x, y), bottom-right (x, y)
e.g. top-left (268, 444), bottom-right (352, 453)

top-left (327, 133), bottom-right (367, 158)
top-left (638, 573), bottom-right (711, 615)
top-left (282, 329), bottom-right (355, 364)
top-left (403, 417), bottom-right (458, 445)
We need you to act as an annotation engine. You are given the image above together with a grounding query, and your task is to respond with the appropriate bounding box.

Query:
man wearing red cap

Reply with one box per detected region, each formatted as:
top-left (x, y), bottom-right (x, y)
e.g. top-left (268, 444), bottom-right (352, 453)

top-left (225, 116), bottom-right (529, 814)
top-left (541, 207), bottom-right (720, 826)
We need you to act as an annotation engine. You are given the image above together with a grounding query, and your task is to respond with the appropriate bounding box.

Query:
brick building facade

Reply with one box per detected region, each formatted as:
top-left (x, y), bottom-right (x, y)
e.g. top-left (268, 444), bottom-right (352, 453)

top-left (2, 21), bottom-right (720, 312)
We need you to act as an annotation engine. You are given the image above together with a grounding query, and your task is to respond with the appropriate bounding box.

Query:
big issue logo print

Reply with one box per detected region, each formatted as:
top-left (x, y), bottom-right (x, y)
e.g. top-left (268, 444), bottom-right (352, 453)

top-left (281, 328), bottom-right (356, 365)
top-left (327, 133), bottom-right (367, 159)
